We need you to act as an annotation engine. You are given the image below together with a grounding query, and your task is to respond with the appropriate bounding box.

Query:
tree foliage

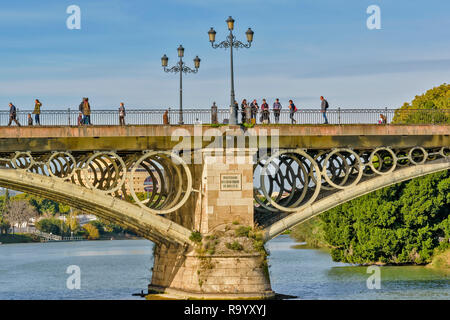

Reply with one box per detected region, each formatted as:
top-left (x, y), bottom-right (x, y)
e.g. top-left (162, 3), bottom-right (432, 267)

top-left (4, 200), bottom-right (38, 233)
top-left (35, 218), bottom-right (63, 235)
top-left (83, 223), bottom-right (100, 240)
top-left (393, 83), bottom-right (450, 124)
top-left (321, 171), bottom-right (450, 264)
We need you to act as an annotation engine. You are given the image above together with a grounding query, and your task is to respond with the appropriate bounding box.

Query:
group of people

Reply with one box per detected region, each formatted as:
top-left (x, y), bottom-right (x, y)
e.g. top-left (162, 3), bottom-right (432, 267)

top-left (6, 98), bottom-right (128, 126)
top-left (6, 96), bottom-right (335, 127)
top-left (7, 100), bottom-right (42, 126)
top-left (235, 96), bottom-right (330, 125)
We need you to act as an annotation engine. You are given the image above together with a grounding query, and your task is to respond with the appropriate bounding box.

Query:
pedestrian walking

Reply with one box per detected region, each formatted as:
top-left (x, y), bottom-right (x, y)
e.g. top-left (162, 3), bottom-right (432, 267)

top-left (379, 113), bottom-right (387, 124)
top-left (288, 100), bottom-right (297, 124)
top-left (27, 113), bottom-right (33, 126)
top-left (7, 103), bottom-right (21, 126)
top-left (33, 99), bottom-right (42, 125)
top-left (80, 98), bottom-right (91, 125)
top-left (273, 98), bottom-right (282, 124)
top-left (241, 99), bottom-right (248, 124)
top-left (261, 99), bottom-right (270, 124)
top-left (119, 102), bottom-right (126, 126)
top-left (320, 96), bottom-right (329, 124)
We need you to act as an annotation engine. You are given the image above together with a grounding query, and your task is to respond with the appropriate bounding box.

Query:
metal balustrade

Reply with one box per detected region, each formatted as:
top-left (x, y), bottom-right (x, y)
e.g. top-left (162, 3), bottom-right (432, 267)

top-left (0, 108), bottom-right (448, 126)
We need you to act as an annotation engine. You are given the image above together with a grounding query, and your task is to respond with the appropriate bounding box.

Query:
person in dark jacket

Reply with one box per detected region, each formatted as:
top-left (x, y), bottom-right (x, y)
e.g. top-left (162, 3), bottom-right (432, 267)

top-left (240, 99), bottom-right (248, 124)
top-left (260, 99), bottom-right (270, 124)
top-left (288, 100), bottom-right (297, 124)
top-left (8, 103), bottom-right (21, 126)
top-left (119, 102), bottom-right (126, 126)
top-left (250, 99), bottom-right (259, 123)
top-left (320, 96), bottom-right (329, 124)
top-left (273, 98), bottom-right (282, 124)
top-left (27, 113), bottom-right (33, 126)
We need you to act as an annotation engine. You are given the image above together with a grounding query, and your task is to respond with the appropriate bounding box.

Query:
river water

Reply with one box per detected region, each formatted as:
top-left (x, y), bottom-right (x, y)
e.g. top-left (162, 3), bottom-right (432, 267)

top-left (0, 235), bottom-right (448, 300)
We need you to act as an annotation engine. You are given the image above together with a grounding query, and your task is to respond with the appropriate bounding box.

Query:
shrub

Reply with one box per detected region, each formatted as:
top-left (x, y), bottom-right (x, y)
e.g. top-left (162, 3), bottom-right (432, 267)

top-left (235, 226), bottom-right (252, 238)
top-left (226, 241), bottom-right (243, 251)
top-left (190, 231), bottom-right (202, 244)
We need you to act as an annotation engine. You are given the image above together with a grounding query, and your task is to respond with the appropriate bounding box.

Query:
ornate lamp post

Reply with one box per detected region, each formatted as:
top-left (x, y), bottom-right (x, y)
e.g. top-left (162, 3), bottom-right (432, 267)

top-left (208, 16), bottom-right (254, 125)
top-left (161, 45), bottom-right (201, 125)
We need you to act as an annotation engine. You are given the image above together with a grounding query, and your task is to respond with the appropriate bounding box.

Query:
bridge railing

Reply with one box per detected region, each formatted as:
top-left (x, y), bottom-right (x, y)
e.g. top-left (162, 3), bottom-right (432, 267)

top-left (0, 108), bottom-right (448, 126)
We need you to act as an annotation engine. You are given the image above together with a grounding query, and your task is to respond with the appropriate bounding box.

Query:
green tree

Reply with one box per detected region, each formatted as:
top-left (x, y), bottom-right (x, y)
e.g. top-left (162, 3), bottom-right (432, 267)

top-left (393, 83), bottom-right (449, 124)
top-left (35, 218), bottom-right (62, 235)
top-left (0, 190), bottom-right (9, 234)
top-left (321, 171), bottom-right (449, 264)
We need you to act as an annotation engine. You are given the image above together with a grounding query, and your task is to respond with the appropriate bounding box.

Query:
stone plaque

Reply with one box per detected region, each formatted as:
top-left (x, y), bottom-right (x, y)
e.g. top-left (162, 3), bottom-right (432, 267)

top-left (220, 174), bottom-right (242, 191)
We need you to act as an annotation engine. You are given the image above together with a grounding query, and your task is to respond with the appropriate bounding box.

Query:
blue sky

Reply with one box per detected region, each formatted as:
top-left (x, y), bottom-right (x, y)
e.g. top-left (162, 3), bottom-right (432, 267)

top-left (0, 0), bottom-right (449, 110)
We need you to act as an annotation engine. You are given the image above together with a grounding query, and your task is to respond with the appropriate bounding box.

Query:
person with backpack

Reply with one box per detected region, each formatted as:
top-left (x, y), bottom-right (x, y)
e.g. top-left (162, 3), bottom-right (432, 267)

top-left (273, 98), bottom-right (282, 124)
top-left (7, 103), bottom-right (21, 126)
top-left (320, 96), bottom-right (329, 124)
top-left (32, 99), bottom-right (42, 125)
top-left (288, 100), bottom-right (297, 124)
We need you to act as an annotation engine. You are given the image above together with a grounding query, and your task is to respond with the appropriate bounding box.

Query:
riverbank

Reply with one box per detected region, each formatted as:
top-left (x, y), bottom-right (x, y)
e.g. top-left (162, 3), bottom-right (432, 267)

top-left (0, 232), bottom-right (142, 244)
top-left (289, 230), bottom-right (450, 273)
top-left (427, 249), bottom-right (450, 271)
top-left (0, 233), bottom-right (40, 244)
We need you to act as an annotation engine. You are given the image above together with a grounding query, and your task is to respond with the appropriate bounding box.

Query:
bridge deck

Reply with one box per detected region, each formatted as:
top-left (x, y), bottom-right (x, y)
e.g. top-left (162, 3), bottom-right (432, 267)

top-left (0, 125), bottom-right (448, 152)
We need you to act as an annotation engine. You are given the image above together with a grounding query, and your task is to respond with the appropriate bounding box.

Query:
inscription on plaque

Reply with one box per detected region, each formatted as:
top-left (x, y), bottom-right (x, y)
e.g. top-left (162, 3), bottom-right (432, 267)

top-left (220, 174), bottom-right (242, 191)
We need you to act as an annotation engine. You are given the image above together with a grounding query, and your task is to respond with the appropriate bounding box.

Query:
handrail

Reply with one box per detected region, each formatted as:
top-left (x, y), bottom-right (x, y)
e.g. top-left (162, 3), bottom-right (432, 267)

top-left (0, 108), bottom-right (448, 125)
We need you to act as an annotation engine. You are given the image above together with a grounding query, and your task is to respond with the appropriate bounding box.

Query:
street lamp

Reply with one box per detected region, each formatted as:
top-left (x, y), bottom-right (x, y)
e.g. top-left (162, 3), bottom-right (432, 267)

top-left (161, 45), bottom-right (201, 125)
top-left (208, 16), bottom-right (254, 125)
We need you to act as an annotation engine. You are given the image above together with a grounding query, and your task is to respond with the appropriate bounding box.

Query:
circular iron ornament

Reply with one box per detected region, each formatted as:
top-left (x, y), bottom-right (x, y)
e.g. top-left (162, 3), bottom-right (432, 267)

top-left (129, 150), bottom-right (193, 215)
top-left (321, 148), bottom-right (364, 189)
top-left (261, 149), bottom-right (321, 213)
top-left (369, 147), bottom-right (397, 175)
top-left (81, 151), bottom-right (127, 194)
top-left (46, 152), bottom-right (77, 180)
top-left (440, 146), bottom-right (450, 158)
top-left (255, 153), bottom-right (308, 212)
top-left (313, 151), bottom-right (337, 190)
top-left (253, 154), bottom-right (277, 212)
top-left (395, 149), bottom-right (410, 167)
top-left (409, 147), bottom-right (428, 165)
top-left (358, 150), bottom-right (376, 177)
top-left (11, 152), bottom-right (35, 170)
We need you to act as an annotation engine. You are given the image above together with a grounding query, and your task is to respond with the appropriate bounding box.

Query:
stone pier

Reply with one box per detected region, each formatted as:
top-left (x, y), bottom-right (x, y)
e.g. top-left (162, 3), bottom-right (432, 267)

top-left (148, 149), bottom-right (274, 299)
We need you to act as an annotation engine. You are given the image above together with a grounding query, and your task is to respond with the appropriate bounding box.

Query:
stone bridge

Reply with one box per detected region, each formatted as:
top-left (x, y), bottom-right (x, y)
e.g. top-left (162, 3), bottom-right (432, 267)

top-left (0, 124), bottom-right (449, 299)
